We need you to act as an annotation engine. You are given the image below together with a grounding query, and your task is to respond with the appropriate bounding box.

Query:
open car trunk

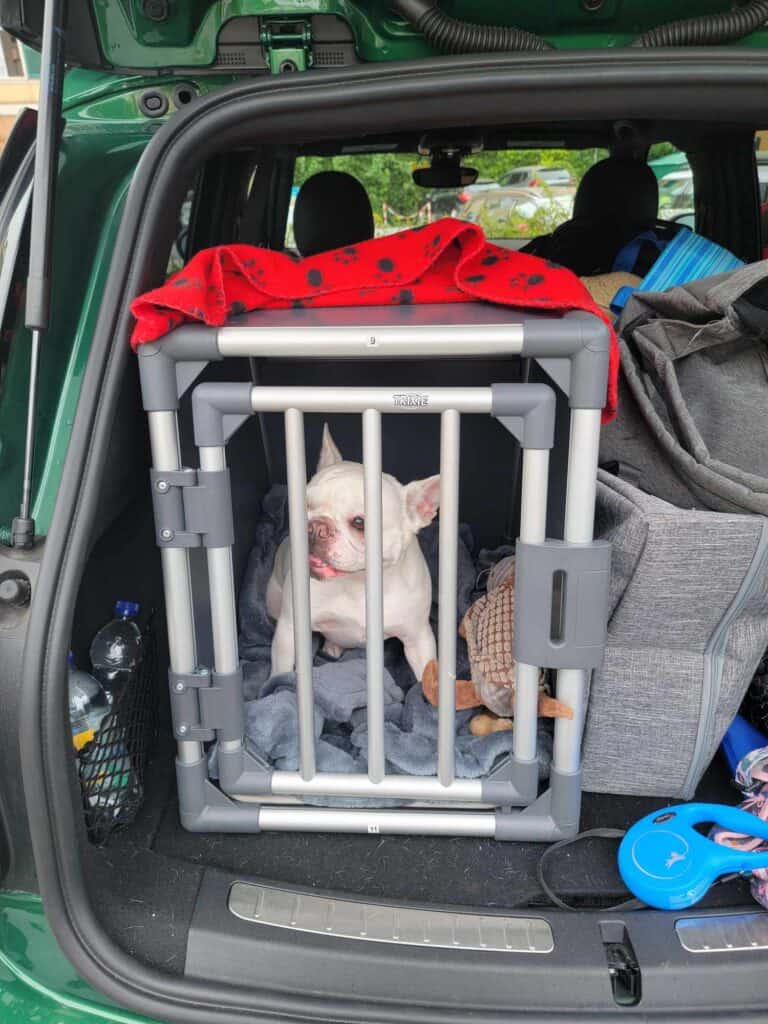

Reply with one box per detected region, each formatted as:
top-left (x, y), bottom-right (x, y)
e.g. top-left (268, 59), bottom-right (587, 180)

top-left (20, 53), bottom-right (768, 1024)
top-left (70, 355), bottom-right (751, 980)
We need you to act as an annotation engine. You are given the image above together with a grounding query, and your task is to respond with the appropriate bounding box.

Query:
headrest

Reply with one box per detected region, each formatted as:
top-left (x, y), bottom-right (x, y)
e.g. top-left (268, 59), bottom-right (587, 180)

top-left (293, 171), bottom-right (375, 258)
top-left (574, 157), bottom-right (659, 230)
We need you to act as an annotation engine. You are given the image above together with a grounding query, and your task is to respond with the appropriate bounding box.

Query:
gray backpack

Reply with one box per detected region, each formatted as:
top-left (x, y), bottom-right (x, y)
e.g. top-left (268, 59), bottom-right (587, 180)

top-left (584, 265), bottom-right (768, 797)
top-left (600, 261), bottom-right (768, 516)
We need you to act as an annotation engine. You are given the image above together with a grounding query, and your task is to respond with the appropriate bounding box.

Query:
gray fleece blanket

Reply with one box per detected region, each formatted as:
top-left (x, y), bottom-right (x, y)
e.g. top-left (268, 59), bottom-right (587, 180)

top-left (229, 485), bottom-right (552, 785)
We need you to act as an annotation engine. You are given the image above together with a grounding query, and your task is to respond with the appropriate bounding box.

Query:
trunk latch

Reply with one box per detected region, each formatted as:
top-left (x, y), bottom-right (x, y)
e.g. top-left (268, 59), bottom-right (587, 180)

top-left (601, 923), bottom-right (642, 1007)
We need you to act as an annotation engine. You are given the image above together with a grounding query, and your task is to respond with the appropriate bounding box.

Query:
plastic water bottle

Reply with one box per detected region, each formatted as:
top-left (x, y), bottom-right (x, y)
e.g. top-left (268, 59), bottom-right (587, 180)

top-left (68, 652), bottom-right (110, 753)
top-left (80, 741), bottom-right (143, 814)
top-left (89, 600), bottom-right (143, 705)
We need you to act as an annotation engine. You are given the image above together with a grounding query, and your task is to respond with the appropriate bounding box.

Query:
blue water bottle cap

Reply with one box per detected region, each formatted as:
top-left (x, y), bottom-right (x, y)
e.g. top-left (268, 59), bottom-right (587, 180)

top-left (114, 600), bottom-right (140, 619)
top-left (68, 650), bottom-right (75, 667)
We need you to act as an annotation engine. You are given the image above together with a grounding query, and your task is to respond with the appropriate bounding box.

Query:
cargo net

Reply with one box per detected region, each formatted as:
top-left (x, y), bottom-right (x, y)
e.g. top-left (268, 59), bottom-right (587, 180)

top-left (78, 616), bottom-right (158, 845)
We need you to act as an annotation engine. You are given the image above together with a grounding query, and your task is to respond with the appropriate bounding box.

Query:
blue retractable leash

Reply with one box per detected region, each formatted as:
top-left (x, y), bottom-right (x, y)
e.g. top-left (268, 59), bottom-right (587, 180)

top-left (539, 721), bottom-right (768, 912)
top-left (618, 802), bottom-right (768, 910)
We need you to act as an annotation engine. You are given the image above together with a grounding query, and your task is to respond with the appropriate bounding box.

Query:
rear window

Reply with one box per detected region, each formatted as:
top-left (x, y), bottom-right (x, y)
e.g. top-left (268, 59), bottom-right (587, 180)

top-left (651, 145), bottom-right (692, 226)
top-left (658, 171), bottom-right (693, 219)
top-left (288, 145), bottom-right (688, 247)
top-left (289, 150), bottom-right (599, 247)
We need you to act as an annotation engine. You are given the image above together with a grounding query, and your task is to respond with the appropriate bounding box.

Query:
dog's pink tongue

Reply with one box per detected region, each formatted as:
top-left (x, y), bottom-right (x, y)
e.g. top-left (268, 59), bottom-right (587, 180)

top-left (309, 555), bottom-right (341, 580)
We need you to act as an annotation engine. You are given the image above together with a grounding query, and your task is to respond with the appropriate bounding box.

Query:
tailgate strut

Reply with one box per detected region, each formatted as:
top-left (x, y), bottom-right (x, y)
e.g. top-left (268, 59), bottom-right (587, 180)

top-left (12, 0), bottom-right (66, 548)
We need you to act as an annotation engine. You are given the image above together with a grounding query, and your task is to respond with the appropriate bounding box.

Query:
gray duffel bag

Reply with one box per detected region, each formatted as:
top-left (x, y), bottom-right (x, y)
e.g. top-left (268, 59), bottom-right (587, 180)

top-left (582, 471), bottom-right (768, 799)
top-left (600, 261), bottom-right (768, 516)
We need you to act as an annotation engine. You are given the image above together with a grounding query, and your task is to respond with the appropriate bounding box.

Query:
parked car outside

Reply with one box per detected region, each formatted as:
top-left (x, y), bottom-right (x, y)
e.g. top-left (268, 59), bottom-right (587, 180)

top-left (426, 179), bottom-right (499, 218)
top-left (660, 161), bottom-right (768, 223)
top-left (498, 164), bottom-right (575, 189)
top-left (462, 186), bottom-right (574, 239)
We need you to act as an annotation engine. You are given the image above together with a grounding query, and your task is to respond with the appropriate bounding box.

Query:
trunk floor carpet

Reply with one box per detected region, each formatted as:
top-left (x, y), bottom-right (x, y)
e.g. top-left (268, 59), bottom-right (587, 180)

top-left (148, 751), bottom-right (749, 911)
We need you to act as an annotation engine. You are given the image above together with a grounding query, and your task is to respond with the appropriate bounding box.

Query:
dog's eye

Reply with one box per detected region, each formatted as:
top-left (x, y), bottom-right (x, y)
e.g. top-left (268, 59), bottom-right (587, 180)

top-left (350, 516), bottom-right (365, 532)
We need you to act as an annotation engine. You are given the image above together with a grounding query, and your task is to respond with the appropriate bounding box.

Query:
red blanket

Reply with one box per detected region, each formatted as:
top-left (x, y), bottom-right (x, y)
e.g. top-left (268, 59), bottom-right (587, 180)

top-left (131, 218), bottom-right (617, 422)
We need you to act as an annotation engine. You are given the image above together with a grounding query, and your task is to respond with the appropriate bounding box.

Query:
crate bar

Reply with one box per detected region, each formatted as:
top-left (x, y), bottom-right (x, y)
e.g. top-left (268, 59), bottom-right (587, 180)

top-left (285, 408), bottom-right (316, 781)
top-left (363, 409), bottom-right (386, 784)
top-left (217, 321), bottom-right (525, 361)
top-left (438, 409), bottom-right (460, 787)
top-left (200, 446), bottom-right (240, 677)
top-left (259, 806), bottom-right (498, 837)
top-left (251, 387), bottom-right (492, 416)
top-left (199, 444), bottom-right (243, 758)
top-left (270, 771), bottom-right (484, 801)
top-left (147, 411), bottom-right (200, 766)
top-left (553, 408), bottom-right (602, 775)
top-left (514, 447), bottom-right (550, 764)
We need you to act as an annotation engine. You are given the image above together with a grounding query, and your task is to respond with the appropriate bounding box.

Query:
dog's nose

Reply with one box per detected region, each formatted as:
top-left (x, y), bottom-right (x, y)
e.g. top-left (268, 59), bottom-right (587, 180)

top-left (308, 517), bottom-right (334, 544)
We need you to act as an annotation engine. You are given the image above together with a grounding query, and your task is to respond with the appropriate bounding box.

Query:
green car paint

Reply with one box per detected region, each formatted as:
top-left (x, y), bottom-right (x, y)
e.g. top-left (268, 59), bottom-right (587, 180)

top-left (0, 71), bottom-right (238, 538)
top-left (0, 892), bottom-right (160, 1022)
top-left (0, 115), bottom-right (143, 539)
top-left (87, 0), bottom-right (768, 69)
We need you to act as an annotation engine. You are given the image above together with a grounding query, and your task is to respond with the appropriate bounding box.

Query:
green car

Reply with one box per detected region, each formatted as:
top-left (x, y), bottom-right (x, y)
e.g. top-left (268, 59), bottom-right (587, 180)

top-left (3, 3), bottom-right (768, 1022)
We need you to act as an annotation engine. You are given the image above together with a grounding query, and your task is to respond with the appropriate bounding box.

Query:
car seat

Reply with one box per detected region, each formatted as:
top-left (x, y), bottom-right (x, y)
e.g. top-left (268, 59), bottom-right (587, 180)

top-left (522, 156), bottom-right (662, 276)
top-left (293, 170), bottom-right (375, 257)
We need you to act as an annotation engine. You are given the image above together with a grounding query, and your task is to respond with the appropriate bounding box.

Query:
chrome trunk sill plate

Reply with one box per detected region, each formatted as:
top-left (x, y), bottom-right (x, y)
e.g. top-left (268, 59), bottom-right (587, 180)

top-left (676, 912), bottom-right (768, 952)
top-left (228, 882), bottom-right (554, 953)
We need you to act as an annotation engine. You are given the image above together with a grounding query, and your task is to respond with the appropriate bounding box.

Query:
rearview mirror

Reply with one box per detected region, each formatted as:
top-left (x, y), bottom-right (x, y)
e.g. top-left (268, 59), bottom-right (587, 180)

top-left (413, 161), bottom-right (478, 189)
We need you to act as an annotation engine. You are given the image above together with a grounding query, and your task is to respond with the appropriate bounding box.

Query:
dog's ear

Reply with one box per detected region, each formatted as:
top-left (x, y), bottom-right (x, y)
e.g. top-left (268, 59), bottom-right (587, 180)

top-left (404, 475), bottom-right (441, 532)
top-left (317, 423), bottom-right (343, 472)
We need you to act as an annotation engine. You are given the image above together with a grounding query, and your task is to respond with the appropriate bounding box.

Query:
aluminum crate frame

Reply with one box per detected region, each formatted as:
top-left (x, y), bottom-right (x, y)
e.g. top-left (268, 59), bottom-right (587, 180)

top-left (138, 303), bottom-right (611, 841)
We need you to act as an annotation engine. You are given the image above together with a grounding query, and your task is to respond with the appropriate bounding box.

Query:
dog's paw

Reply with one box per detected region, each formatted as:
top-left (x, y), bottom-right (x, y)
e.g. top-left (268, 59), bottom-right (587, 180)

top-left (322, 639), bottom-right (345, 660)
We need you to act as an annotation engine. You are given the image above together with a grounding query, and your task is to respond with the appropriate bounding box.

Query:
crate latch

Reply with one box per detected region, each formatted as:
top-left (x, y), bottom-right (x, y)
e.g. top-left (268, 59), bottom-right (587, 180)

top-left (514, 539), bottom-right (612, 670)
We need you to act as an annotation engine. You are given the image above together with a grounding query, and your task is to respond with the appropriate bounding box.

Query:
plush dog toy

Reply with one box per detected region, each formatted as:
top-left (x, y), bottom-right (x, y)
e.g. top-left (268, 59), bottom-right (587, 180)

top-left (422, 556), bottom-right (572, 734)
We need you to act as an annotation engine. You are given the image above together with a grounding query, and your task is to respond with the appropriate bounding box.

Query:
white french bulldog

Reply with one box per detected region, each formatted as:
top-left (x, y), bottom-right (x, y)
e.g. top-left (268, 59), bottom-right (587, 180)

top-left (267, 425), bottom-right (440, 682)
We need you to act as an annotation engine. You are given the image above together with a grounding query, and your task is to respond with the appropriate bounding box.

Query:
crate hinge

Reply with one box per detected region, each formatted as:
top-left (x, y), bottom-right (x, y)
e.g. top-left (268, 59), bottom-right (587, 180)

top-left (170, 667), bottom-right (244, 744)
top-left (149, 467), bottom-right (234, 549)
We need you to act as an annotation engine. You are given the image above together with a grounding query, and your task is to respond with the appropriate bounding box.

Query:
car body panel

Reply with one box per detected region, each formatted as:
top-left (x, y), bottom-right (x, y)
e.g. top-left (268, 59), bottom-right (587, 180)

top-left (4, 2), bottom-right (768, 71)
top-left (0, 70), bottom-right (240, 539)
top-left (0, 892), bottom-right (160, 1022)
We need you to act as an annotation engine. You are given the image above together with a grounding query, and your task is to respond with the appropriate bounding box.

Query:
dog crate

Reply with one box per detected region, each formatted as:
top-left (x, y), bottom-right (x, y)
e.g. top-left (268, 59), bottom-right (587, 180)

top-left (137, 302), bottom-right (611, 841)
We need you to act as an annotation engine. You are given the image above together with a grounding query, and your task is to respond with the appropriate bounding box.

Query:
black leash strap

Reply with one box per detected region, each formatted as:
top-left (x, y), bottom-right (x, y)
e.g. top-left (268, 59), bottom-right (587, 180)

top-left (536, 828), bottom-right (647, 912)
